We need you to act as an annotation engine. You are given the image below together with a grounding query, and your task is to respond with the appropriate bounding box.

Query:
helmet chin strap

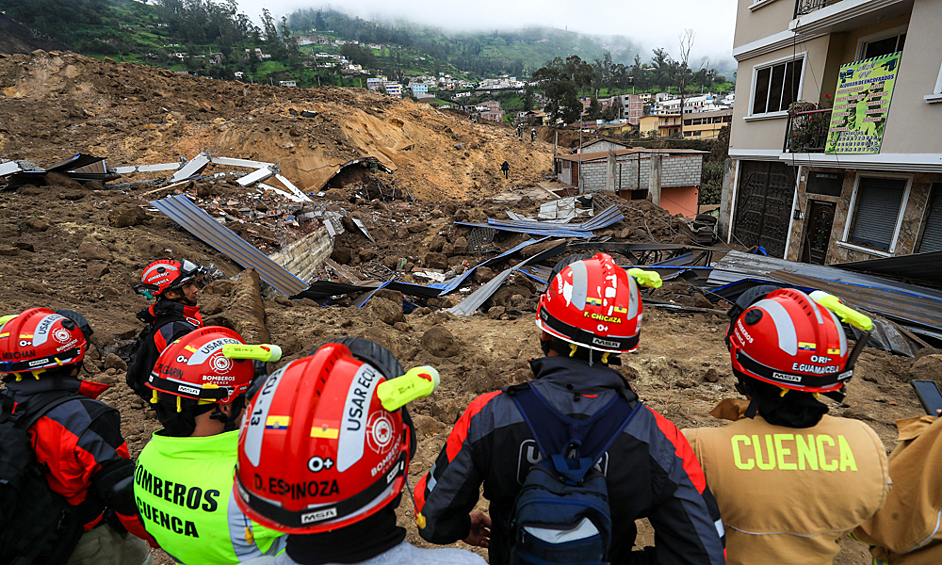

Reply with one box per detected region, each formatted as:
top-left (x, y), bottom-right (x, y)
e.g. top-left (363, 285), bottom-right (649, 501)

top-left (210, 397), bottom-right (244, 432)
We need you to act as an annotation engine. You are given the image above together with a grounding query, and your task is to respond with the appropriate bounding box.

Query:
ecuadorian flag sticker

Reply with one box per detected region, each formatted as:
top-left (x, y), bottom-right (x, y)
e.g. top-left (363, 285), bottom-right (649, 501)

top-left (613, 306), bottom-right (628, 314)
top-left (586, 297), bottom-right (602, 306)
top-left (798, 342), bottom-right (816, 351)
top-left (265, 416), bottom-right (291, 430)
top-left (827, 348), bottom-right (841, 355)
top-left (311, 422), bottom-right (339, 439)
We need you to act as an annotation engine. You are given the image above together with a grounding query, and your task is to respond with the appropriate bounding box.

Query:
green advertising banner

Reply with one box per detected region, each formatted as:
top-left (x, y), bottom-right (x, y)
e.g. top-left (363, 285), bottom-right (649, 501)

top-left (825, 52), bottom-right (902, 154)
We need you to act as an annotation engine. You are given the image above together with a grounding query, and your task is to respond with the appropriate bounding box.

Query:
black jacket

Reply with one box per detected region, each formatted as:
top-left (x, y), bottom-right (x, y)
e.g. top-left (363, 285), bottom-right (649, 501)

top-left (126, 300), bottom-right (202, 402)
top-left (415, 356), bottom-right (726, 565)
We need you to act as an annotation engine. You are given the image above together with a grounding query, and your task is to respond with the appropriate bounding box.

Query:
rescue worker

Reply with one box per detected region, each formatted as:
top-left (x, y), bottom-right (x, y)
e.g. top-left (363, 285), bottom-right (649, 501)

top-left (127, 258), bottom-right (207, 402)
top-left (415, 254), bottom-right (726, 565)
top-left (684, 286), bottom-right (889, 565)
top-left (853, 413), bottom-right (942, 564)
top-left (0, 308), bottom-right (156, 565)
top-left (233, 338), bottom-right (485, 565)
top-left (134, 326), bottom-right (287, 564)
top-left (500, 160), bottom-right (510, 179)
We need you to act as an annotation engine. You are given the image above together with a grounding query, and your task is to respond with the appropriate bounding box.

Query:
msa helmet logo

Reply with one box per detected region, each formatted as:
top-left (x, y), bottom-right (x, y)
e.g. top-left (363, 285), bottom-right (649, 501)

top-left (300, 507), bottom-right (337, 524)
top-left (591, 337), bottom-right (619, 349)
top-left (772, 372), bottom-right (802, 383)
top-left (178, 385), bottom-right (201, 396)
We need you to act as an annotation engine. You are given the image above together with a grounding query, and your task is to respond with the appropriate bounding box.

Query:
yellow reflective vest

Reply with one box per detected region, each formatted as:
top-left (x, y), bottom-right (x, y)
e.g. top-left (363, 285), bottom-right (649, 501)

top-left (135, 430), bottom-right (285, 564)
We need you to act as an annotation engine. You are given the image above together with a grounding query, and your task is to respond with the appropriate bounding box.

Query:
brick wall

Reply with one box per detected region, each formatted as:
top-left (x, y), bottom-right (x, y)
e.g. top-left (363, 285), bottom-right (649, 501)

top-left (576, 154), bottom-right (703, 192)
top-left (269, 226), bottom-right (332, 283)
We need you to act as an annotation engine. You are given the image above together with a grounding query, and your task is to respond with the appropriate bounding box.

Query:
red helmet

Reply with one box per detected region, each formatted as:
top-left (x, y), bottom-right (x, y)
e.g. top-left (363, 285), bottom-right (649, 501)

top-left (726, 288), bottom-right (866, 394)
top-left (536, 253), bottom-right (643, 353)
top-left (234, 342), bottom-right (411, 534)
top-left (146, 326), bottom-right (257, 406)
top-left (0, 308), bottom-right (89, 376)
top-left (134, 258), bottom-right (207, 299)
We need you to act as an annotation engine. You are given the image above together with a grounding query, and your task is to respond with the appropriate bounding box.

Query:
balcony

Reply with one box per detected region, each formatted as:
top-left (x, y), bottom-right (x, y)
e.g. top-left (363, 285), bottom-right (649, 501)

top-left (794, 0), bottom-right (844, 17)
top-left (783, 106), bottom-right (832, 153)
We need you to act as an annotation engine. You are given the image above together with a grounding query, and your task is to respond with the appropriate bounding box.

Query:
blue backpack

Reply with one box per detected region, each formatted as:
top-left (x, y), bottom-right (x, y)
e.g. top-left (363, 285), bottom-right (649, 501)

top-left (507, 384), bottom-right (640, 565)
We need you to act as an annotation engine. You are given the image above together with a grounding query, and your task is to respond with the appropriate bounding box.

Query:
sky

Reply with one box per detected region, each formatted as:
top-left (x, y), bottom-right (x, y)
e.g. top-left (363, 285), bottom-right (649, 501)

top-left (233, 0), bottom-right (739, 63)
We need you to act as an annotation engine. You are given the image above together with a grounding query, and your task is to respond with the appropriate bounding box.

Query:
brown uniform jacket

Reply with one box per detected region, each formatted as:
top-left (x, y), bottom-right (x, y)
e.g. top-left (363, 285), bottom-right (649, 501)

top-left (685, 400), bottom-right (888, 565)
top-left (854, 416), bottom-right (942, 565)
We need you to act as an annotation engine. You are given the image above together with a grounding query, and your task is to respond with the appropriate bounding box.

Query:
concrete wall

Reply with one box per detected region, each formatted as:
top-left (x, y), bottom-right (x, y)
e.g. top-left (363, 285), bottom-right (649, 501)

top-left (581, 141), bottom-right (626, 153)
top-left (880, 1), bottom-right (942, 154)
top-left (734, 0), bottom-right (796, 49)
top-left (784, 169), bottom-right (942, 263)
top-left (730, 35), bottom-right (832, 154)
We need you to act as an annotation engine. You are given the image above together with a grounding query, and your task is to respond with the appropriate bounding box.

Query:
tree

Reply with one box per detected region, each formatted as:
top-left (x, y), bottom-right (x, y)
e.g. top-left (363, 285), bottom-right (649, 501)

top-left (314, 10), bottom-right (326, 31)
top-left (531, 62), bottom-right (581, 124)
top-left (676, 29), bottom-right (695, 138)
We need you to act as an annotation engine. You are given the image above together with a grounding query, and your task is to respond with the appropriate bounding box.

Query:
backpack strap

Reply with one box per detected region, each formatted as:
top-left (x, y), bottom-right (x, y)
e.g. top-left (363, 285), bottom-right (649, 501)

top-left (511, 386), bottom-right (641, 483)
top-left (4, 390), bottom-right (83, 431)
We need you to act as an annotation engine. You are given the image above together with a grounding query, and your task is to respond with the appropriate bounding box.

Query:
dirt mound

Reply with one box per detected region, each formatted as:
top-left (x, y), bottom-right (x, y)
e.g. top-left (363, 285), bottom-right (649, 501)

top-left (0, 51), bottom-right (553, 200)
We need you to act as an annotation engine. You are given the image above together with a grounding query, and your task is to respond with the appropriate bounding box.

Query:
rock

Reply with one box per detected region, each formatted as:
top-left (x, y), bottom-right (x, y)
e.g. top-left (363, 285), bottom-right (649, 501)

top-left (77, 237), bottom-right (111, 261)
top-left (274, 295), bottom-right (293, 307)
top-left (103, 354), bottom-right (128, 372)
top-left (430, 398), bottom-right (461, 424)
top-left (394, 322), bottom-right (411, 332)
top-left (22, 280), bottom-right (46, 294)
top-left (842, 406), bottom-right (874, 422)
top-left (368, 296), bottom-right (405, 326)
top-left (14, 242), bottom-right (34, 253)
top-left (24, 217), bottom-right (49, 231)
top-left (86, 262), bottom-right (110, 280)
top-left (443, 203), bottom-right (458, 216)
top-left (0, 245), bottom-right (19, 256)
top-left (375, 289), bottom-right (404, 304)
top-left (224, 269), bottom-right (270, 343)
top-left (59, 189), bottom-right (86, 201)
top-left (487, 306), bottom-right (506, 320)
top-left (407, 222), bottom-right (426, 234)
top-left (909, 355), bottom-right (942, 386)
top-left (421, 325), bottom-right (460, 358)
top-left (701, 368), bottom-right (721, 383)
top-left (442, 243), bottom-right (455, 257)
top-left (45, 171), bottom-right (84, 191)
top-left (692, 293), bottom-right (714, 310)
top-left (201, 296), bottom-right (225, 316)
top-left (341, 216), bottom-right (357, 233)
top-left (453, 236), bottom-right (469, 255)
top-left (358, 248), bottom-right (377, 262)
top-left (424, 252), bottom-right (448, 270)
top-left (0, 224), bottom-right (20, 238)
top-left (675, 378), bottom-right (697, 389)
top-left (331, 247), bottom-right (352, 264)
top-left (428, 235), bottom-right (446, 253)
top-left (108, 205), bottom-right (147, 227)
top-left (203, 279), bottom-right (234, 295)
top-left (412, 413), bottom-right (446, 436)
top-left (473, 266), bottom-right (495, 283)
top-left (396, 226), bottom-right (410, 240)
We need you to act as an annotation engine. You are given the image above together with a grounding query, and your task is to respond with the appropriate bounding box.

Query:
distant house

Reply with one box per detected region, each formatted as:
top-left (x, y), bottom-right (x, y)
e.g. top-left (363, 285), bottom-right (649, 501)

top-left (554, 148), bottom-right (707, 217)
top-left (410, 83), bottom-right (428, 96)
top-left (208, 53), bottom-right (223, 65)
top-left (367, 77), bottom-right (386, 90)
top-left (577, 139), bottom-right (629, 154)
top-left (682, 108), bottom-right (732, 140)
top-left (279, 80), bottom-right (297, 88)
top-left (480, 109), bottom-right (505, 122)
top-left (384, 82), bottom-right (402, 98)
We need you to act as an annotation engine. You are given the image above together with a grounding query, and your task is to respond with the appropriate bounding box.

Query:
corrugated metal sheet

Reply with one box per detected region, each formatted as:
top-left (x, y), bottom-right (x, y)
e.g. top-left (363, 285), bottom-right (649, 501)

top-left (836, 251), bottom-right (942, 286)
top-left (708, 251), bottom-right (942, 303)
top-left (432, 237), bottom-right (547, 295)
top-left (150, 194), bottom-right (307, 297)
top-left (448, 241), bottom-right (568, 316)
top-left (456, 205), bottom-right (623, 238)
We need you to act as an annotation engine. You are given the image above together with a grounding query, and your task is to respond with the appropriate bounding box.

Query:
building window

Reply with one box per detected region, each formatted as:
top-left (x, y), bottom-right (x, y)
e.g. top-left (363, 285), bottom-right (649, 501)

top-left (752, 56), bottom-right (804, 116)
top-left (806, 172), bottom-right (843, 197)
top-left (844, 176), bottom-right (910, 252)
top-left (918, 183), bottom-right (942, 253)
top-left (859, 29), bottom-right (906, 59)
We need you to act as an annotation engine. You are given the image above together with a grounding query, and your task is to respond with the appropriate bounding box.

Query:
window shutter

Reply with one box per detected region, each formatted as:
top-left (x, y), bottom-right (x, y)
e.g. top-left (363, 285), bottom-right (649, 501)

top-left (918, 184), bottom-right (942, 252)
top-left (849, 178), bottom-right (906, 251)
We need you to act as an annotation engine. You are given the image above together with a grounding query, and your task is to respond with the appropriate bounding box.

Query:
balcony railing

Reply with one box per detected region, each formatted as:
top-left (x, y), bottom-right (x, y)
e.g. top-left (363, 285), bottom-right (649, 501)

top-left (783, 107), bottom-right (832, 153)
top-left (794, 0), bottom-right (844, 18)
